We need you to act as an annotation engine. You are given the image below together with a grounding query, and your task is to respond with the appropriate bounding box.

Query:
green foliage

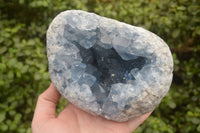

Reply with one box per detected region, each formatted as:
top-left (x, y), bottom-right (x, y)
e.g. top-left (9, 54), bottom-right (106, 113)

top-left (135, 116), bottom-right (174, 133)
top-left (0, 0), bottom-right (200, 132)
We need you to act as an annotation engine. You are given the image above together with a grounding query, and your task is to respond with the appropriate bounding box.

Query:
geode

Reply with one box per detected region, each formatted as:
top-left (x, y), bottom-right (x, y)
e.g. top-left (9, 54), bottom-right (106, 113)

top-left (47, 10), bottom-right (173, 122)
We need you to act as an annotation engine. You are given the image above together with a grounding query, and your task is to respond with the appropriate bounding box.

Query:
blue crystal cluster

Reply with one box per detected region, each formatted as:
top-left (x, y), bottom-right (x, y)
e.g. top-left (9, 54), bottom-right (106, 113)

top-left (47, 10), bottom-right (173, 121)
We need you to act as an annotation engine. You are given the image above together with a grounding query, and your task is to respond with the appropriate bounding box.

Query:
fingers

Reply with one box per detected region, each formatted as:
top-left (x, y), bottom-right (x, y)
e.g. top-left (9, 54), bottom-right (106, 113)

top-left (127, 111), bottom-right (152, 131)
top-left (32, 83), bottom-right (61, 124)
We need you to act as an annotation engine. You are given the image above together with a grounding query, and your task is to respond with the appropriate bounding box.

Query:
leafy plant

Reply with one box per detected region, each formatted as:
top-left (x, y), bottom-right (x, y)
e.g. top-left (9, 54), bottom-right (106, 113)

top-left (0, 0), bottom-right (200, 132)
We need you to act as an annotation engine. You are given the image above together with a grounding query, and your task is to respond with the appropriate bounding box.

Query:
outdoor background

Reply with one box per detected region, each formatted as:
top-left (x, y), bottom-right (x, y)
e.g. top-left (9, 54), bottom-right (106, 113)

top-left (0, 0), bottom-right (200, 132)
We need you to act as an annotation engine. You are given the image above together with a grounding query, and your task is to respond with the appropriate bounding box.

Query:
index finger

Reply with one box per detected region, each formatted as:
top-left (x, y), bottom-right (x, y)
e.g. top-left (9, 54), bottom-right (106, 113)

top-left (127, 111), bottom-right (152, 131)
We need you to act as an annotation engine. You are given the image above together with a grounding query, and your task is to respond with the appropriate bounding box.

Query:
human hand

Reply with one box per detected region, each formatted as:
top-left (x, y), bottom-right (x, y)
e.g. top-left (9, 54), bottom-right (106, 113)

top-left (32, 83), bottom-right (152, 133)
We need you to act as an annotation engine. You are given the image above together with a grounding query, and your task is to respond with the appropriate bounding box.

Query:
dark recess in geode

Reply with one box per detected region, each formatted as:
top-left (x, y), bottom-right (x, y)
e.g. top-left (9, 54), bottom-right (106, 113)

top-left (75, 43), bottom-right (147, 106)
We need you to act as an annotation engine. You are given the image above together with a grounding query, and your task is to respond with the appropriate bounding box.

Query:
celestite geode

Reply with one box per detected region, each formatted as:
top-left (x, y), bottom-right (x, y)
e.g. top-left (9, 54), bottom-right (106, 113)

top-left (47, 10), bottom-right (173, 122)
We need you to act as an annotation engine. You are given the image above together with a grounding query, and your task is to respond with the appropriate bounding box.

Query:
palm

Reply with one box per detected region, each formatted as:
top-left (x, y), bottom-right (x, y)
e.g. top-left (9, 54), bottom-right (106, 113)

top-left (32, 84), bottom-right (151, 133)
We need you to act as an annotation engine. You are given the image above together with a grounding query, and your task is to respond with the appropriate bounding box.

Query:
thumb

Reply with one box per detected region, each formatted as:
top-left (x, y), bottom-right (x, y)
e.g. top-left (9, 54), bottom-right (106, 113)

top-left (32, 83), bottom-right (61, 126)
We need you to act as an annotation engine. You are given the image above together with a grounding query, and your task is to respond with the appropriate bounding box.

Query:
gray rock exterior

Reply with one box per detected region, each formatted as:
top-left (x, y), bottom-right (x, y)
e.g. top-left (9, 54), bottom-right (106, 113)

top-left (47, 10), bottom-right (173, 122)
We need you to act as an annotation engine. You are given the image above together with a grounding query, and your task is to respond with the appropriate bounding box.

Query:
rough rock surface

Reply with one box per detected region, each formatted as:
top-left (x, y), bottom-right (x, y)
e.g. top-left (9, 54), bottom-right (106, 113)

top-left (47, 10), bottom-right (173, 122)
